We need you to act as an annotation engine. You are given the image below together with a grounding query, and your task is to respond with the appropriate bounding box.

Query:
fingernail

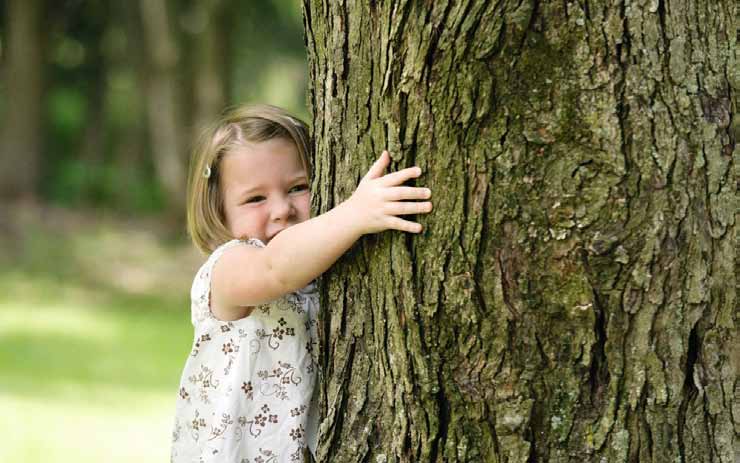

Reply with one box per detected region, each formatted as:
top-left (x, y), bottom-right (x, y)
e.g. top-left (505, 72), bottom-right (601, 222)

top-left (416, 167), bottom-right (422, 175)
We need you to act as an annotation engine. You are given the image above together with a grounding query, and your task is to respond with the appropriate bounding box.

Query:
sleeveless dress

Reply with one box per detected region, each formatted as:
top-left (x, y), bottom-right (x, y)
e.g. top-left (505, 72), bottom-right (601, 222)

top-left (170, 239), bottom-right (319, 463)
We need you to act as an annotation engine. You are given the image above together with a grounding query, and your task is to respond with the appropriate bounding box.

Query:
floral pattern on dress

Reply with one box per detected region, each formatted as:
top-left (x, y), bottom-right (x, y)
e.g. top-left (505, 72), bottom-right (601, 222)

top-left (171, 239), bottom-right (319, 463)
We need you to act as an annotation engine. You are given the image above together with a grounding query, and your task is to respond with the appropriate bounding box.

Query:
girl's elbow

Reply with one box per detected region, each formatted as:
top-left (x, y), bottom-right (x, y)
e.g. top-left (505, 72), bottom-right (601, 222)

top-left (263, 255), bottom-right (294, 298)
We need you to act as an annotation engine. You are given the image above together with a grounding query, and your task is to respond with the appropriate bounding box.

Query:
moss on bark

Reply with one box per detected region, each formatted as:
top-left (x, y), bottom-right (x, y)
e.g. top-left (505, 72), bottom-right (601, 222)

top-left (304, 1), bottom-right (736, 461)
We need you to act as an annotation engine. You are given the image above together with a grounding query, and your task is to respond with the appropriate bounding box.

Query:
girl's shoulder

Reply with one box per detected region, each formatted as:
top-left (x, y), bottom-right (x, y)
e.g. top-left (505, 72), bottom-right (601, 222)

top-left (190, 238), bottom-right (266, 325)
top-left (212, 237), bottom-right (264, 259)
top-left (196, 238), bottom-right (266, 283)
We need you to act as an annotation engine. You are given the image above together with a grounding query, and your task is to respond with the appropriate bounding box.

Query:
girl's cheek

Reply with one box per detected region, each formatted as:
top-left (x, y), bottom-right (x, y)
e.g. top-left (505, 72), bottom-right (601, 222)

top-left (297, 195), bottom-right (311, 219)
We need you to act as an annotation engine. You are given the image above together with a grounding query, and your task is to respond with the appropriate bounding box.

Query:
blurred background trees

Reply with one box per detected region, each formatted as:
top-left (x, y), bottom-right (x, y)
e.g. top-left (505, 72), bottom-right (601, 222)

top-left (0, 3), bottom-right (308, 461)
top-left (0, 0), bottom-right (308, 217)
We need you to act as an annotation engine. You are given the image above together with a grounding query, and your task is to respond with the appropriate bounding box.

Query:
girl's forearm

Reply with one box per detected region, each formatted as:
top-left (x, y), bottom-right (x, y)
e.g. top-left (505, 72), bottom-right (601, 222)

top-left (263, 201), bottom-right (362, 292)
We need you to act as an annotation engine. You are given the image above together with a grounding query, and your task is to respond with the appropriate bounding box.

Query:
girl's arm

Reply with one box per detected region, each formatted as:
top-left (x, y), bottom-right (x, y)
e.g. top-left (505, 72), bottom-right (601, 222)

top-left (211, 151), bottom-right (432, 318)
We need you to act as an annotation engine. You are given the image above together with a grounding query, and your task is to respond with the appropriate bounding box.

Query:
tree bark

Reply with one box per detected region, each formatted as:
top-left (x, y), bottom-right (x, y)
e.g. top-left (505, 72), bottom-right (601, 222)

top-left (0, 0), bottom-right (46, 199)
top-left (303, 1), bottom-right (735, 462)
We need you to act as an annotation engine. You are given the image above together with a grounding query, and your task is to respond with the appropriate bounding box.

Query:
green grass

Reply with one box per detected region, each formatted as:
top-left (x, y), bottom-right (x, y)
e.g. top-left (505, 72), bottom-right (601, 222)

top-left (0, 206), bottom-right (201, 462)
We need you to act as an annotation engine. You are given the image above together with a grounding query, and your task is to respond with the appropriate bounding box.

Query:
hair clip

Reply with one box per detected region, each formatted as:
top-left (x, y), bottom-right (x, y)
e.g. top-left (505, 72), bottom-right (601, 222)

top-left (203, 165), bottom-right (212, 178)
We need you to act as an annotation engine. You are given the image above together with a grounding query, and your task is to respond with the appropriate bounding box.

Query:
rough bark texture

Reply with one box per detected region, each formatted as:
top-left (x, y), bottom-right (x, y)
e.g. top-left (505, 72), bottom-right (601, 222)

top-left (303, 1), bottom-right (736, 462)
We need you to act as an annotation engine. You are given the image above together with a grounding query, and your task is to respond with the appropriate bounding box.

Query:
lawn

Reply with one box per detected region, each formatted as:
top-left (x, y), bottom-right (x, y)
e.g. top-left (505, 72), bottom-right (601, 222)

top-left (0, 204), bottom-right (202, 462)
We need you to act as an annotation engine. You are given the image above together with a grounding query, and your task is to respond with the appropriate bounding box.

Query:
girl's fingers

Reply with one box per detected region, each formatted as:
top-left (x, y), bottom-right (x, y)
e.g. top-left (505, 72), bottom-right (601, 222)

top-left (385, 186), bottom-right (431, 201)
top-left (380, 166), bottom-right (422, 186)
top-left (385, 201), bottom-right (433, 216)
top-left (362, 150), bottom-right (390, 181)
top-left (386, 217), bottom-right (423, 233)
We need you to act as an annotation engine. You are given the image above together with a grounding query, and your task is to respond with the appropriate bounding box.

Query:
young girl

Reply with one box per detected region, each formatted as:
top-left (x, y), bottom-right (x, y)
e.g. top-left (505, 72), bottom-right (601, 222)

top-left (170, 104), bottom-right (432, 462)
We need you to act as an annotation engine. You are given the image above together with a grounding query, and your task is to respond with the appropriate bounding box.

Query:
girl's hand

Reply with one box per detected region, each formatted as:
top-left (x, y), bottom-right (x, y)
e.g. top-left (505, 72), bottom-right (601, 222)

top-left (344, 150), bottom-right (432, 235)
top-left (212, 150), bottom-right (431, 311)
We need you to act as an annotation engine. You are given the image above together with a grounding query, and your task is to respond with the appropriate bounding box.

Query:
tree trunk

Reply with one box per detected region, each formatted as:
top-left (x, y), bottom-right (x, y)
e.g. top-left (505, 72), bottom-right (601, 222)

top-left (187, 0), bottom-right (230, 141)
top-left (138, 0), bottom-right (187, 214)
top-left (303, 1), bottom-right (735, 462)
top-left (0, 0), bottom-right (45, 199)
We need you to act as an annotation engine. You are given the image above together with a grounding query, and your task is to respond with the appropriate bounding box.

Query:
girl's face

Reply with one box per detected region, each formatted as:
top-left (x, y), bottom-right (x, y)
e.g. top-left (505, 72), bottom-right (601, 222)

top-left (220, 138), bottom-right (310, 244)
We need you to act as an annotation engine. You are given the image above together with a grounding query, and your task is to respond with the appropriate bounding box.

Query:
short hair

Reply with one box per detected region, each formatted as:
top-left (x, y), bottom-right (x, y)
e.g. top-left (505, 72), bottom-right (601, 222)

top-left (186, 104), bottom-right (311, 254)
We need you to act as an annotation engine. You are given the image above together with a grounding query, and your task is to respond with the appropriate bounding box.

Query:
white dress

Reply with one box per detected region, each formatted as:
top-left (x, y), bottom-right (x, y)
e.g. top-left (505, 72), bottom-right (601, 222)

top-left (171, 239), bottom-right (319, 463)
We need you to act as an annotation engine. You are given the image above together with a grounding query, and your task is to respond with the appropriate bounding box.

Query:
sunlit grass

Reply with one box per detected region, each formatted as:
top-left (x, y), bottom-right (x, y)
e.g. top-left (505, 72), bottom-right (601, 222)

top-left (1, 394), bottom-right (175, 462)
top-left (0, 208), bottom-right (202, 462)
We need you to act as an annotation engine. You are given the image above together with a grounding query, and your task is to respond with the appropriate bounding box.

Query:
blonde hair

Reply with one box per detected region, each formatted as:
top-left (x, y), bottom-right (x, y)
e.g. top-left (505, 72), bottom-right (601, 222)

top-left (186, 104), bottom-right (311, 254)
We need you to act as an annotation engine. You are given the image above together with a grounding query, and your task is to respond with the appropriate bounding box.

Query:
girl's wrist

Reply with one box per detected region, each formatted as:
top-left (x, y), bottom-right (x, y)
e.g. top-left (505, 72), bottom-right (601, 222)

top-left (333, 198), bottom-right (367, 238)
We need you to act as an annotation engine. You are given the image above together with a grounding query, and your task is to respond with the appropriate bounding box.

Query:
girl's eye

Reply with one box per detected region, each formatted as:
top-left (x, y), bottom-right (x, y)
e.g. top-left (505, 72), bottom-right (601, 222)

top-left (245, 196), bottom-right (265, 204)
top-left (289, 184), bottom-right (309, 194)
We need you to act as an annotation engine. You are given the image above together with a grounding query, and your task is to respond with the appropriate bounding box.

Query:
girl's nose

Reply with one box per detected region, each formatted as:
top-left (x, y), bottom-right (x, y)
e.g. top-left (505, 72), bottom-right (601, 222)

top-left (271, 196), bottom-right (295, 222)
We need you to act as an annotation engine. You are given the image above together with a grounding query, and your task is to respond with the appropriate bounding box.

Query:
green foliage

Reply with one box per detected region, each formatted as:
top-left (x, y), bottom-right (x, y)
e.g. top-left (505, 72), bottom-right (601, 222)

top-left (230, 1), bottom-right (309, 119)
top-left (45, 159), bottom-right (165, 212)
top-left (48, 85), bottom-right (87, 137)
top-left (0, 0), bottom-right (308, 211)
